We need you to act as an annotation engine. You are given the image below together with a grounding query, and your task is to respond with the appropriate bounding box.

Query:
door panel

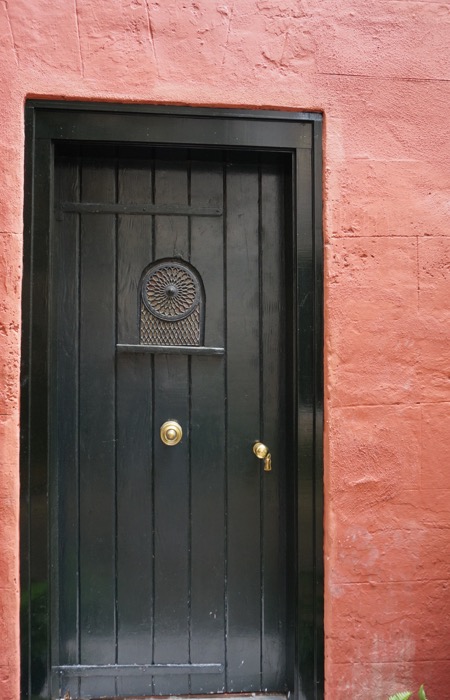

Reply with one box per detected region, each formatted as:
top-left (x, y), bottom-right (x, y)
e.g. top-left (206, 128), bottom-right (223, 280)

top-left (51, 145), bottom-right (287, 699)
top-left (226, 161), bottom-right (263, 691)
top-left (116, 152), bottom-right (155, 699)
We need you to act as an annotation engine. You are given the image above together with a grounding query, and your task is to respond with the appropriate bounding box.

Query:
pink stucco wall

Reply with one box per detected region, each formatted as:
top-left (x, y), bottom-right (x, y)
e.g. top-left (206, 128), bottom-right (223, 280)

top-left (0, 1), bottom-right (449, 698)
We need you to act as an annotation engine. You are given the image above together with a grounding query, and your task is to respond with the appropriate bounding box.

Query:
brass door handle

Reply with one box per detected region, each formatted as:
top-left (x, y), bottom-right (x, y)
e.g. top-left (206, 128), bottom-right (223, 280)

top-left (253, 441), bottom-right (272, 471)
top-left (160, 420), bottom-right (183, 446)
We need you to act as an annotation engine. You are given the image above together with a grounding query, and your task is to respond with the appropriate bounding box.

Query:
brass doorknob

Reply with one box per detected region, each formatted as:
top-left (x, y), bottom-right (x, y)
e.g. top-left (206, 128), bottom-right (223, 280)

top-left (160, 420), bottom-right (183, 446)
top-left (253, 441), bottom-right (272, 471)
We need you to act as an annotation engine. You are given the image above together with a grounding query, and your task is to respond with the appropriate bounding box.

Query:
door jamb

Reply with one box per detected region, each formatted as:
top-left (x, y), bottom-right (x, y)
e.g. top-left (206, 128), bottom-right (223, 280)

top-left (20, 102), bottom-right (324, 700)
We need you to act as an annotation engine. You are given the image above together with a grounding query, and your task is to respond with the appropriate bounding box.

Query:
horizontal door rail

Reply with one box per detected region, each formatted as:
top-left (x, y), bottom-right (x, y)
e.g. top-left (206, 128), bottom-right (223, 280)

top-left (53, 663), bottom-right (224, 677)
top-left (117, 344), bottom-right (225, 355)
top-left (58, 202), bottom-right (223, 216)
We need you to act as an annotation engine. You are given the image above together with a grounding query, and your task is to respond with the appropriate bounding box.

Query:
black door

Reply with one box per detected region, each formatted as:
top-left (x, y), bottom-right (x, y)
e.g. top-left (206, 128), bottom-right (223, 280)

top-left (50, 144), bottom-right (289, 699)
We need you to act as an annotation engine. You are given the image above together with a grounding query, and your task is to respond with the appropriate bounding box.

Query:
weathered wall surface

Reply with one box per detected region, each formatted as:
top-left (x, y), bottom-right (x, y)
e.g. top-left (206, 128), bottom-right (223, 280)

top-left (0, 1), bottom-right (449, 698)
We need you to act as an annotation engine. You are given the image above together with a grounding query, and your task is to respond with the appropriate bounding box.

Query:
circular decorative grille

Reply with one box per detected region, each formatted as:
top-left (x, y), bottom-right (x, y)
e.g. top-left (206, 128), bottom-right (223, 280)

top-left (141, 261), bottom-right (201, 321)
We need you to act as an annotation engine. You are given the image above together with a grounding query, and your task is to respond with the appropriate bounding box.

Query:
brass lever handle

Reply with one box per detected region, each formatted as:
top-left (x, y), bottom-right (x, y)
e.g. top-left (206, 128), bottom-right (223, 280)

top-left (253, 441), bottom-right (272, 472)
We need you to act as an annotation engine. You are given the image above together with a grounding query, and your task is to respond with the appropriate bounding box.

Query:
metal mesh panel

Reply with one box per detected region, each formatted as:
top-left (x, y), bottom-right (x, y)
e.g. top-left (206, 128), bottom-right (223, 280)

top-left (139, 260), bottom-right (203, 346)
top-left (140, 304), bottom-right (201, 346)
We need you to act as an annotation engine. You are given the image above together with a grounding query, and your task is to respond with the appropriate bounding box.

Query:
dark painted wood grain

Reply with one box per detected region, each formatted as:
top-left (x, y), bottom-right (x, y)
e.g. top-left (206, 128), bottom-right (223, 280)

top-left (51, 152), bottom-right (80, 699)
top-left (153, 354), bottom-right (190, 695)
top-left (152, 151), bottom-right (190, 695)
top-left (27, 139), bottom-right (53, 699)
top-left (78, 154), bottom-right (116, 698)
top-left (189, 155), bottom-right (226, 693)
top-left (117, 151), bottom-right (153, 345)
top-left (51, 147), bottom-right (288, 698)
top-left (116, 154), bottom-right (154, 698)
top-left (226, 158), bottom-right (262, 692)
top-left (190, 154), bottom-right (224, 348)
top-left (260, 164), bottom-right (287, 691)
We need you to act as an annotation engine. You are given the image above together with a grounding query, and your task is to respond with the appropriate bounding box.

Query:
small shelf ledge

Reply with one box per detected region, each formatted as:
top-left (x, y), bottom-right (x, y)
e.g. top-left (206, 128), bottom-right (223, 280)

top-left (117, 343), bottom-right (225, 356)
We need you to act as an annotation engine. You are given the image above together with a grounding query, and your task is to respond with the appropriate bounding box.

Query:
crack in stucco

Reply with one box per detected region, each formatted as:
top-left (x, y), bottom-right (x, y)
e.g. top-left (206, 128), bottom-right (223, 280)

top-left (2, 1), bottom-right (18, 67)
top-left (416, 236), bottom-right (420, 310)
top-left (279, 29), bottom-right (290, 67)
top-left (333, 234), bottom-right (432, 238)
top-left (74, 0), bottom-right (85, 77)
top-left (419, 402), bottom-right (424, 487)
top-left (221, 3), bottom-right (235, 69)
top-left (319, 70), bottom-right (450, 83)
top-left (144, 0), bottom-right (160, 78)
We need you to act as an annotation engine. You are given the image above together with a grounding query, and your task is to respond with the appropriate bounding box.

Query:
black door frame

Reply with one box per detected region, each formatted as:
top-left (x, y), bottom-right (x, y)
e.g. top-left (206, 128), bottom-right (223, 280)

top-left (20, 102), bottom-right (324, 700)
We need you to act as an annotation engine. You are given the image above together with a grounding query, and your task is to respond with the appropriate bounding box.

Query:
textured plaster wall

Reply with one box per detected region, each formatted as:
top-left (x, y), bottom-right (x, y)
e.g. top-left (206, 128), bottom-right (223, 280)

top-left (0, 1), bottom-right (449, 698)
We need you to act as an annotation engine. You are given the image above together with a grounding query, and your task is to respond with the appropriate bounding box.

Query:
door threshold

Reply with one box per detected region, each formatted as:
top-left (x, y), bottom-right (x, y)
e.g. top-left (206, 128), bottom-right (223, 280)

top-left (69, 694), bottom-right (289, 700)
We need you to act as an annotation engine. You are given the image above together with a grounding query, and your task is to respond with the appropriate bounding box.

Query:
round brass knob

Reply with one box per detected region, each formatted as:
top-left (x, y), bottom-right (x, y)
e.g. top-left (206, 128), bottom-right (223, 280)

top-left (253, 442), bottom-right (268, 459)
top-left (160, 420), bottom-right (183, 446)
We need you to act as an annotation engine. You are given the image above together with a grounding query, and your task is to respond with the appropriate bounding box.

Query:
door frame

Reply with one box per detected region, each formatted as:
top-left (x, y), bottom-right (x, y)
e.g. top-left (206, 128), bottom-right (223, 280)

top-left (20, 102), bottom-right (324, 700)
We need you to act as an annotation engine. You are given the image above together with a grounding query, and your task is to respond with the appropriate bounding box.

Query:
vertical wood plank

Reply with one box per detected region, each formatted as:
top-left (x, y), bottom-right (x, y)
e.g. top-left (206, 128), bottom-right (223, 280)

top-left (190, 153), bottom-right (224, 348)
top-left (225, 157), bottom-right (261, 692)
top-left (152, 355), bottom-right (190, 695)
top-left (117, 147), bottom-right (153, 345)
top-left (78, 151), bottom-right (116, 698)
top-left (28, 138), bottom-right (53, 699)
top-left (52, 151), bottom-right (80, 699)
top-left (152, 151), bottom-right (190, 695)
top-left (154, 148), bottom-right (189, 261)
top-left (260, 162), bottom-right (287, 691)
top-left (189, 153), bottom-right (226, 693)
top-left (116, 151), bottom-right (154, 698)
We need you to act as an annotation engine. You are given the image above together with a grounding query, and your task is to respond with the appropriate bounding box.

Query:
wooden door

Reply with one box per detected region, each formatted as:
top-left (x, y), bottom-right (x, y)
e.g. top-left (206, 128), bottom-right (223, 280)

top-left (50, 144), bottom-right (288, 699)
